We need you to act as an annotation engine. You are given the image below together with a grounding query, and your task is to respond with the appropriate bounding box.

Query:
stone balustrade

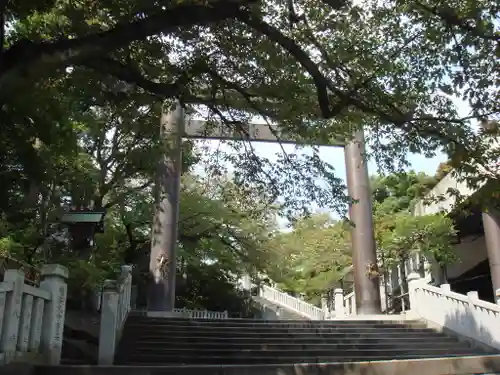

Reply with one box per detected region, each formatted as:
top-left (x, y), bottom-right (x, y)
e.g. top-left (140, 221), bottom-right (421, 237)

top-left (172, 308), bottom-right (228, 319)
top-left (98, 265), bottom-right (132, 365)
top-left (259, 284), bottom-right (325, 320)
top-left (342, 290), bottom-right (356, 317)
top-left (408, 273), bottom-right (500, 350)
top-left (0, 264), bottom-right (68, 366)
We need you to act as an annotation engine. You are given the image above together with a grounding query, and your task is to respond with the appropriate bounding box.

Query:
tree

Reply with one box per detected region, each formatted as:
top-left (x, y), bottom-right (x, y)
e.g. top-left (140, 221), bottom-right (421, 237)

top-left (0, 68), bottom-right (280, 314)
top-left (266, 214), bottom-right (351, 302)
top-left (2, 0), bottom-right (498, 220)
top-left (270, 171), bottom-right (457, 302)
top-left (371, 171), bottom-right (438, 215)
top-left (1, 0), bottom-right (496, 313)
top-left (377, 213), bottom-right (457, 270)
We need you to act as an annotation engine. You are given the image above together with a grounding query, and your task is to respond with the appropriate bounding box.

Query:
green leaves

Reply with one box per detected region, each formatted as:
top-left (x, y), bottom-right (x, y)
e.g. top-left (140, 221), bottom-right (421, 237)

top-left (378, 213), bottom-right (457, 267)
top-left (272, 170), bottom-right (458, 300)
top-left (267, 214), bottom-right (352, 301)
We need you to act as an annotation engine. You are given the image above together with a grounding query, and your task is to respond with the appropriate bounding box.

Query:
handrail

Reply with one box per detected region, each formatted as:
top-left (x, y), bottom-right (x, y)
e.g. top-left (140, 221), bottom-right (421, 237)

top-left (408, 274), bottom-right (500, 350)
top-left (412, 281), bottom-right (500, 313)
top-left (98, 265), bottom-right (132, 365)
top-left (259, 284), bottom-right (325, 320)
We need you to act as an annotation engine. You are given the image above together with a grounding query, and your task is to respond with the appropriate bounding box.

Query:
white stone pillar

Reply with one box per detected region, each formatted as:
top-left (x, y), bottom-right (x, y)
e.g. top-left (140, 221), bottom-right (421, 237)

top-left (0, 269), bottom-right (24, 363)
top-left (407, 272), bottom-right (421, 315)
top-left (334, 288), bottom-right (344, 318)
top-left (440, 283), bottom-right (451, 292)
top-left (321, 296), bottom-right (329, 319)
top-left (119, 265), bottom-right (132, 324)
top-left (98, 280), bottom-right (119, 365)
top-left (467, 290), bottom-right (479, 337)
top-left (40, 264), bottom-right (69, 365)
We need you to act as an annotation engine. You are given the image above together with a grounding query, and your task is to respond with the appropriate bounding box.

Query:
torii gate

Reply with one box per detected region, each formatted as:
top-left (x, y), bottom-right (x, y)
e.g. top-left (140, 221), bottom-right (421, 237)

top-left (148, 102), bottom-right (381, 316)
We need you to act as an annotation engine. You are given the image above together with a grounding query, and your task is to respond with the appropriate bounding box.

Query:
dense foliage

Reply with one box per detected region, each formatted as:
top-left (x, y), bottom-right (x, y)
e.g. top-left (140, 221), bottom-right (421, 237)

top-left (270, 171), bottom-right (457, 302)
top-left (0, 0), bottom-right (496, 312)
top-left (1, 0), bottom-right (498, 217)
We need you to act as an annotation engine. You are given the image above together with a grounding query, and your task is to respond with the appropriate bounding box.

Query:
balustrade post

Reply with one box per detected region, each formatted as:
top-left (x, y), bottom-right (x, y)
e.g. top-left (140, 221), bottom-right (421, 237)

top-left (407, 272), bottom-right (421, 314)
top-left (98, 280), bottom-right (119, 365)
top-left (467, 291), bottom-right (479, 300)
top-left (40, 264), bottom-right (69, 365)
top-left (440, 284), bottom-right (451, 292)
top-left (466, 291), bottom-right (479, 336)
top-left (321, 296), bottom-right (329, 320)
top-left (334, 288), bottom-right (344, 318)
top-left (0, 269), bottom-right (24, 363)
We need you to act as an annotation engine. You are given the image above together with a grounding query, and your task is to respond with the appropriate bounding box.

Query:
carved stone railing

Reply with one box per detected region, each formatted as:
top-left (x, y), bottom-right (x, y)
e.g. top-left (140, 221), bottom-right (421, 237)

top-left (98, 265), bottom-right (132, 365)
top-left (259, 284), bottom-right (325, 320)
top-left (408, 273), bottom-right (500, 350)
top-left (343, 290), bottom-right (356, 317)
top-left (0, 264), bottom-right (68, 365)
top-left (172, 308), bottom-right (228, 319)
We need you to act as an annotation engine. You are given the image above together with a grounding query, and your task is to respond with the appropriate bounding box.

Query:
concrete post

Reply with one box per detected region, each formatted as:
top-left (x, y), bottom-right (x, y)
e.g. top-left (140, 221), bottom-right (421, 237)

top-left (467, 291), bottom-right (479, 300)
top-left (407, 272), bottom-right (421, 313)
top-left (321, 296), bottom-right (329, 319)
top-left (481, 209), bottom-right (500, 299)
top-left (120, 265), bottom-right (133, 317)
top-left (0, 269), bottom-right (24, 362)
top-left (440, 283), bottom-right (451, 291)
top-left (98, 280), bottom-right (119, 365)
top-left (334, 288), bottom-right (344, 318)
top-left (148, 101), bottom-right (184, 312)
top-left (40, 264), bottom-right (69, 365)
top-left (344, 129), bottom-right (381, 314)
top-left (467, 291), bottom-right (479, 320)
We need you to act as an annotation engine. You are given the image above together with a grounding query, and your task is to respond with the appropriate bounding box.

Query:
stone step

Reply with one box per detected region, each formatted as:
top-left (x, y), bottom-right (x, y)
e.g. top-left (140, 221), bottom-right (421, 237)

top-left (124, 322), bottom-right (428, 330)
top-left (114, 352), bottom-right (484, 365)
top-left (118, 335), bottom-right (462, 345)
top-left (32, 355), bottom-right (500, 375)
top-left (121, 330), bottom-right (453, 340)
top-left (116, 347), bottom-right (478, 356)
top-left (127, 317), bottom-right (423, 326)
top-left (123, 326), bottom-right (438, 335)
top-left (118, 341), bottom-right (470, 351)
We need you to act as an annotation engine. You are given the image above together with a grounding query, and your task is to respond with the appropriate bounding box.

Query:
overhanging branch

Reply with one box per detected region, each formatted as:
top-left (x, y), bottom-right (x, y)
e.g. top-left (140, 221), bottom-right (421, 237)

top-left (0, 0), bottom-right (257, 83)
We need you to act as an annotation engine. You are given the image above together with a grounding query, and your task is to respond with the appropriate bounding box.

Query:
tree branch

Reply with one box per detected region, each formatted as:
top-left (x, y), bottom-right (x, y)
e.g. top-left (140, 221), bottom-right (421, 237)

top-left (236, 11), bottom-right (336, 117)
top-left (0, 0), bottom-right (257, 83)
top-left (415, 1), bottom-right (500, 42)
top-left (83, 58), bottom-right (180, 98)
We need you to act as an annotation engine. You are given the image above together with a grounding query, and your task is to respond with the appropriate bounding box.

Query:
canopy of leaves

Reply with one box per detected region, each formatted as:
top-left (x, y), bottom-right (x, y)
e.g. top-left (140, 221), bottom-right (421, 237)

top-left (1, 0), bottom-right (498, 218)
top-left (0, 78), bottom-right (279, 314)
top-left (0, 0), bottom-right (494, 312)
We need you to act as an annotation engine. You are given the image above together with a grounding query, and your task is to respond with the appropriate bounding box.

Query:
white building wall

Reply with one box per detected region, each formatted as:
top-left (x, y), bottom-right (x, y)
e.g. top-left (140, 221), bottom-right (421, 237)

top-left (446, 236), bottom-right (488, 279)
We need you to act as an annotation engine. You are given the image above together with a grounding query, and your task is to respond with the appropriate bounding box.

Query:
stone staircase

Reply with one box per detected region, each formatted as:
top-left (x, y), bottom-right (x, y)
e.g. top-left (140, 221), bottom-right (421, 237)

top-left (33, 316), bottom-right (500, 374)
top-left (12, 268), bottom-right (500, 374)
top-left (112, 317), bottom-right (491, 365)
